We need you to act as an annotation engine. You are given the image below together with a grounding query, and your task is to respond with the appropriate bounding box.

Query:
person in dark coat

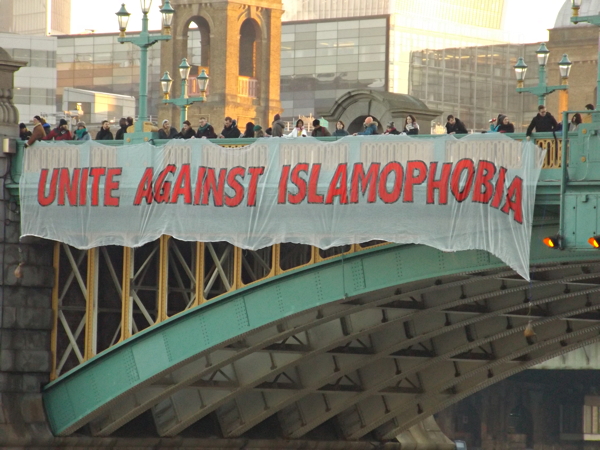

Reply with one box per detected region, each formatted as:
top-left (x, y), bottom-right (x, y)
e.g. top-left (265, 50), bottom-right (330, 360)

top-left (96, 120), bottom-right (114, 140)
top-left (196, 117), bottom-right (217, 139)
top-left (115, 118), bottom-right (128, 140)
top-left (445, 115), bottom-right (468, 134)
top-left (496, 115), bottom-right (515, 133)
top-left (175, 120), bottom-right (195, 139)
top-left (19, 123), bottom-right (32, 141)
top-left (311, 119), bottom-right (331, 137)
top-left (403, 115), bottom-right (420, 135)
top-left (219, 117), bottom-right (241, 139)
top-left (242, 122), bottom-right (255, 138)
top-left (158, 119), bottom-right (178, 139)
top-left (384, 121), bottom-right (401, 135)
top-left (333, 120), bottom-right (349, 137)
top-left (526, 105), bottom-right (558, 139)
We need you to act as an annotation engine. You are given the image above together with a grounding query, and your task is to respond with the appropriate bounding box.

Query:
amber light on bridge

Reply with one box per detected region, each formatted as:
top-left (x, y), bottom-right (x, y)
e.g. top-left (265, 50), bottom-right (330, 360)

top-left (543, 235), bottom-right (562, 249)
top-left (588, 236), bottom-right (600, 248)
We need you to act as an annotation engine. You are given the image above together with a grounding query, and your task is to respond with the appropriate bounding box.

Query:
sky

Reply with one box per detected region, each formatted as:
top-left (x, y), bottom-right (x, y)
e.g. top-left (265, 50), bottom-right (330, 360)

top-left (71, 0), bottom-right (567, 43)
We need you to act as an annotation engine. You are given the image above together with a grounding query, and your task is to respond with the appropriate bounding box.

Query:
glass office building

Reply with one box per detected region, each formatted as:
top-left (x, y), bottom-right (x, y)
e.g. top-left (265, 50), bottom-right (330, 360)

top-left (409, 43), bottom-right (540, 132)
top-left (0, 0), bottom-right (71, 35)
top-left (0, 33), bottom-right (57, 122)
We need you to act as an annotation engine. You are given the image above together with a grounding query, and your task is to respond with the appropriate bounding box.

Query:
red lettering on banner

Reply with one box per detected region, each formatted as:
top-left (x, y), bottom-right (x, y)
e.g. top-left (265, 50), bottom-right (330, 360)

top-left (325, 164), bottom-right (348, 205)
top-left (193, 167), bottom-right (207, 205)
top-left (426, 162), bottom-right (452, 205)
top-left (225, 167), bottom-right (245, 207)
top-left (170, 164), bottom-right (192, 204)
top-left (278, 165), bottom-right (290, 205)
top-left (154, 165), bottom-right (176, 203)
top-left (501, 176), bottom-right (524, 224)
top-left (450, 159), bottom-right (475, 203)
top-left (79, 168), bottom-right (89, 206)
top-left (350, 163), bottom-right (379, 203)
top-left (134, 168), bottom-right (154, 205)
top-left (308, 164), bottom-right (324, 204)
top-left (490, 167), bottom-right (507, 209)
top-left (38, 169), bottom-right (59, 206)
top-left (58, 168), bottom-right (80, 206)
top-left (378, 162), bottom-right (403, 204)
top-left (472, 161), bottom-right (496, 204)
top-left (202, 168), bottom-right (227, 206)
top-left (288, 163), bottom-right (309, 204)
top-left (247, 167), bottom-right (264, 207)
top-left (403, 161), bottom-right (427, 203)
top-left (104, 168), bottom-right (121, 207)
top-left (90, 168), bottom-right (106, 206)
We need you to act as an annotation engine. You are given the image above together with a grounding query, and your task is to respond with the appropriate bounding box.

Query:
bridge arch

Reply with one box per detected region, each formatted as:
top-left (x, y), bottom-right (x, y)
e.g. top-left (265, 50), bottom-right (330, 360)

top-left (43, 224), bottom-right (600, 441)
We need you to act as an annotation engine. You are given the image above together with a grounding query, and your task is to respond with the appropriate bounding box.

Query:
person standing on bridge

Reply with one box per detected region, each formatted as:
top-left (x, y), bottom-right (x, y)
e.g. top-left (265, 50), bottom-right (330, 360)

top-left (445, 115), bottom-right (468, 134)
top-left (219, 117), bottom-right (241, 139)
top-left (333, 120), bottom-right (349, 137)
top-left (526, 105), bottom-right (558, 140)
top-left (196, 117), bottom-right (217, 139)
top-left (43, 119), bottom-right (72, 141)
top-left (353, 116), bottom-right (378, 136)
top-left (271, 114), bottom-right (285, 137)
top-left (158, 119), bottom-right (178, 139)
top-left (311, 119), bottom-right (331, 137)
top-left (96, 120), bottom-right (114, 140)
top-left (403, 115), bottom-right (420, 135)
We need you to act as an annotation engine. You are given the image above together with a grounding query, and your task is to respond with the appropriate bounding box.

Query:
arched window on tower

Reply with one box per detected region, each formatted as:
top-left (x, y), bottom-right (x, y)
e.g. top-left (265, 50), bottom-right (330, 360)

top-left (186, 17), bottom-right (211, 97)
top-left (238, 19), bottom-right (260, 98)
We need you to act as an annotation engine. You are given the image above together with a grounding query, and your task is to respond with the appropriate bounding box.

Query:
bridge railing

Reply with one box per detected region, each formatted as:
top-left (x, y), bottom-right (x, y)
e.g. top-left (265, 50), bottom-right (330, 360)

top-left (7, 132), bottom-right (565, 379)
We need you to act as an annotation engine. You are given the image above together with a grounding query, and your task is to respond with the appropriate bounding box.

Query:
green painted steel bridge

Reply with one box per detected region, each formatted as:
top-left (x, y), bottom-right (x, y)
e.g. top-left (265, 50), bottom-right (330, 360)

top-left (14, 130), bottom-right (600, 443)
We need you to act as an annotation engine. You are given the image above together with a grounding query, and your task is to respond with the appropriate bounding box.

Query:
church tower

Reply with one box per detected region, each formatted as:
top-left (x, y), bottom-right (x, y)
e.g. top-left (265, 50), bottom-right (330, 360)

top-left (159, 0), bottom-right (283, 131)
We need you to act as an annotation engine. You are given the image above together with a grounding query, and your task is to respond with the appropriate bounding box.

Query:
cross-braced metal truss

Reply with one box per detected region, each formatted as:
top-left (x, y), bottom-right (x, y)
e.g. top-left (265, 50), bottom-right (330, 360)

top-left (51, 239), bottom-right (381, 379)
top-left (48, 242), bottom-right (600, 440)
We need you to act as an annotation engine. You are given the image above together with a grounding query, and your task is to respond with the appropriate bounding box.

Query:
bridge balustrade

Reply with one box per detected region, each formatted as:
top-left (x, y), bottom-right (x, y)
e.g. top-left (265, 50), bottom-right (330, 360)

top-left (7, 133), bottom-right (564, 379)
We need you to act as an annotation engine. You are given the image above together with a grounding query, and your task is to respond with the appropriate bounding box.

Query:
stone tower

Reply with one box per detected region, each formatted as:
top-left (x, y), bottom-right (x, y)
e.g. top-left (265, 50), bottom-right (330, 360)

top-left (159, 0), bottom-right (283, 131)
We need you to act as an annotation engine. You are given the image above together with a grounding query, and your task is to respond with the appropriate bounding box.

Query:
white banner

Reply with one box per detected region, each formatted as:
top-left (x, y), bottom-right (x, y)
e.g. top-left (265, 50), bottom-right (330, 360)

top-left (20, 135), bottom-right (545, 280)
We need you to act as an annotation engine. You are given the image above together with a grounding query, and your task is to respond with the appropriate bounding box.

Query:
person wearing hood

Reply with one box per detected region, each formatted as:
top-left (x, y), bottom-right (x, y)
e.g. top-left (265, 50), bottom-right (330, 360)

top-left (254, 124), bottom-right (266, 138)
top-left (271, 114), bottom-right (285, 137)
top-left (242, 122), bottom-right (255, 138)
top-left (175, 120), bottom-right (196, 139)
top-left (384, 121), bottom-right (401, 135)
top-left (43, 119), bottom-right (72, 141)
top-left (196, 117), bottom-right (217, 139)
top-left (39, 116), bottom-right (51, 136)
top-left (158, 119), bottom-right (178, 139)
top-left (353, 116), bottom-right (378, 135)
top-left (115, 118), bottom-right (128, 140)
top-left (74, 121), bottom-right (91, 141)
top-left (496, 115), bottom-right (515, 133)
top-left (19, 123), bottom-right (32, 141)
top-left (24, 116), bottom-right (46, 148)
top-left (219, 116), bottom-right (241, 138)
top-left (96, 120), bottom-right (114, 140)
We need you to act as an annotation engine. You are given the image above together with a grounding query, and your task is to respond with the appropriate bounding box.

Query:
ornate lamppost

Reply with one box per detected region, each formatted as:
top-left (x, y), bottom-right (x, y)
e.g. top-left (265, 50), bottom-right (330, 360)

top-left (116, 0), bottom-right (175, 141)
top-left (161, 58), bottom-right (210, 127)
top-left (513, 43), bottom-right (572, 106)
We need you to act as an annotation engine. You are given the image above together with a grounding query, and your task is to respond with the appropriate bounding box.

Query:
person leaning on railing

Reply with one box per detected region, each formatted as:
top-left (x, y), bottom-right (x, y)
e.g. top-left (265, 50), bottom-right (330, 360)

top-left (526, 105), bottom-right (557, 141)
top-left (24, 116), bottom-right (46, 148)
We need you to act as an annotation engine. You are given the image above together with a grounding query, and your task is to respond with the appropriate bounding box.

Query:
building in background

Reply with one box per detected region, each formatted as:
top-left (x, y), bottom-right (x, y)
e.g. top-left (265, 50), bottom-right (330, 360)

top-left (0, 33), bottom-right (57, 123)
top-left (408, 43), bottom-right (540, 132)
top-left (61, 88), bottom-right (135, 127)
top-left (0, 0), bottom-right (71, 35)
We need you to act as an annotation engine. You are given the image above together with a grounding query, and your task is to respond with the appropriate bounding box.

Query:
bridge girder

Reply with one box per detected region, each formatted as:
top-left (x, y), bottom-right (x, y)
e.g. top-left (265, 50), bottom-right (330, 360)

top-left (43, 225), bottom-right (600, 442)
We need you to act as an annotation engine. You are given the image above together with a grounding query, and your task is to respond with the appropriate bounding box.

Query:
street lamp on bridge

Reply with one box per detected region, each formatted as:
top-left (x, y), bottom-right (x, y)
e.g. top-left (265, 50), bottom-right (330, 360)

top-left (161, 59), bottom-right (210, 127)
top-left (513, 43), bottom-right (572, 106)
top-left (116, 0), bottom-right (175, 140)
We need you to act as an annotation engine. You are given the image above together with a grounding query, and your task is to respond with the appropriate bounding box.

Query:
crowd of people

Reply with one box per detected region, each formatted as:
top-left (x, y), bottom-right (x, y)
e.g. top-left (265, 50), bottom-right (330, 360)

top-left (21, 105), bottom-right (590, 147)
